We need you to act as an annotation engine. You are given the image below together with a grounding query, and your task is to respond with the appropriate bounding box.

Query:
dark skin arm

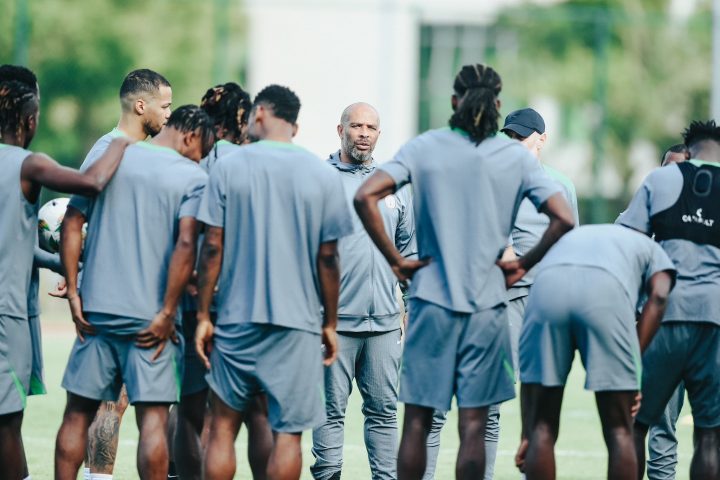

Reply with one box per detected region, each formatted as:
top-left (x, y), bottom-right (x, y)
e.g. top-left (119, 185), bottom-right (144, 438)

top-left (317, 240), bottom-right (340, 366)
top-left (354, 171), bottom-right (429, 284)
top-left (496, 193), bottom-right (575, 288)
top-left (33, 245), bottom-right (63, 274)
top-left (20, 137), bottom-right (131, 203)
top-left (60, 206), bottom-right (94, 340)
top-left (136, 217), bottom-right (200, 360)
top-left (195, 225), bottom-right (224, 369)
top-left (637, 270), bottom-right (673, 353)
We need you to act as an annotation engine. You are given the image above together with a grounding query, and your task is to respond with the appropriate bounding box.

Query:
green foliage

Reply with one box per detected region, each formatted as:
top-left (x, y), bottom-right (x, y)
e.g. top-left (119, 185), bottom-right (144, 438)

top-left (1, 0), bottom-right (247, 169)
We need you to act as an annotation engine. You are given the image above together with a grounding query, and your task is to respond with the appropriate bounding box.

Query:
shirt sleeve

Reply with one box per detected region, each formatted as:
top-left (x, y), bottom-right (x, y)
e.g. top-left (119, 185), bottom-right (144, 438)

top-left (616, 180), bottom-right (652, 234)
top-left (196, 160), bottom-right (226, 228)
top-left (379, 140), bottom-right (416, 189)
top-left (644, 242), bottom-right (677, 292)
top-left (320, 172), bottom-right (355, 243)
top-left (520, 153), bottom-right (562, 210)
top-left (179, 176), bottom-right (207, 219)
top-left (394, 185), bottom-right (417, 259)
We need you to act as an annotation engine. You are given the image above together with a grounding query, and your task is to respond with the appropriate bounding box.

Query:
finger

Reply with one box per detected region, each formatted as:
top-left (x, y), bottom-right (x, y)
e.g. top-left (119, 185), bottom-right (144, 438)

top-left (323, 346), bottom-right (337, 366)
top-left (75, 325), bottom-right (85, 343)
top-left (151, 340), bottom-right (166, 362)
top-left (171, 332), bottom-right (179, 344)
top-left (196, 341), bottom-right (211, 370)
top-left (136, 337), bottom-right (159, 348)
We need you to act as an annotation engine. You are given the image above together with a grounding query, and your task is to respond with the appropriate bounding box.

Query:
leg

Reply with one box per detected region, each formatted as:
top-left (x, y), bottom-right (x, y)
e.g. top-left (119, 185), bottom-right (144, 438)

top-left (310, 333), bottom-right (359, 480)
top-left (175, 389), bottom-right (208, 480)
top-left (0, 411), bottom-right (25, 479)
top-left (55, 393), bottom-right (102, 480)
top-left (398, 404), bottom-right (434, 480)
top-left (634, 421), bottom-right (650, 480)
top-left (267, 432), bottom-right (303, 480)
top-left (483, 404), bottom-right (500, 480)
top-left (522, 384), bottom-right (564, 480)
top-left (203, 392), bottom-right (244, 480)
top-left (135, 403), bottom-right (171, 480)
top-left (85, 386), bottom-right (129, 475)
top-left (647, 383), bottom-right (684, 480)
top-left (245, 394), bottom-right (273, 480)
top-left (167, 405), bottom-right (178, 478)
top-left (456, 407), bottom-right (489, 480)
top-left (596, 391), bottom-right (637, 480)
top-left (422, 410), bottom-right (447, 480)
top-left (690, 427), bottom-right (720, 480)
top-left (356, 330), bottom-right (402, 480)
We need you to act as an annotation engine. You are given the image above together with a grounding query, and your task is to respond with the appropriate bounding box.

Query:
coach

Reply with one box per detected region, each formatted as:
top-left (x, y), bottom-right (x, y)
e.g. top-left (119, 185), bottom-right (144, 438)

top-left (310, 102), bottom-right (416, 480)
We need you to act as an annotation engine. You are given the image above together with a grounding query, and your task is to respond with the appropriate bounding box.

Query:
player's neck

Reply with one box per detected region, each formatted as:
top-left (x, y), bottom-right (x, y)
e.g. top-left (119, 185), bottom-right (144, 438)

top-left (116, 116), bottom-right (149, 142)
top-left (0, 132), bottom-right (25, 148)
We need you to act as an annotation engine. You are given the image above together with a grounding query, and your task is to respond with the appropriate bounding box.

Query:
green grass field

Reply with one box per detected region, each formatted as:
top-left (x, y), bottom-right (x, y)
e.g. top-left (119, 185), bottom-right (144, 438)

top-left (26, 308), bottom-right (696, 479)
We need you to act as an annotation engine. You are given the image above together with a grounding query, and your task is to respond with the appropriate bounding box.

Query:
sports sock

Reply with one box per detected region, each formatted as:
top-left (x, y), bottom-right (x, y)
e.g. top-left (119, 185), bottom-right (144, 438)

top-left (83, 468), bottom-right (91, 480)
top-left (90, 474), bottom-right (113, 480)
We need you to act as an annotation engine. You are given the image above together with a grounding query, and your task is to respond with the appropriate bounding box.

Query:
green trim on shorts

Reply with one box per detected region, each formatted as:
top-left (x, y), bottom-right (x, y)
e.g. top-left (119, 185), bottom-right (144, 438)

top-left (29, 374), bottom-right (46, 396)
top-left (9, 369), bottom-right (27, 409)
top-left (502, 353), bottom-right (515, 383)
top-left (172, 355), bottom-right (181, 403)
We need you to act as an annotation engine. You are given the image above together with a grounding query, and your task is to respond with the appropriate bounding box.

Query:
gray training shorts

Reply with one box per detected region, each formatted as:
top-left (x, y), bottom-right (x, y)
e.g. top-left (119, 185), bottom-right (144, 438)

top-left (62, 313), bottom-right (183, 404)
top-left (400, 298), bottom-right (516, 412)
top-left (0, 315), bottom-right (32, 415)
top-left (520, 265), bottom-right (641, 392)
top-left (637, 322), bottom-right (720, 428)
top-left (207, 323), bottom-right (325, 433)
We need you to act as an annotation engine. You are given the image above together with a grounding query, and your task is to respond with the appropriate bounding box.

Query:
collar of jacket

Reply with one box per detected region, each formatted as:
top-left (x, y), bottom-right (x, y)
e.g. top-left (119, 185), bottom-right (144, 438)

top-left (328, 150), bottom-right (376, 174)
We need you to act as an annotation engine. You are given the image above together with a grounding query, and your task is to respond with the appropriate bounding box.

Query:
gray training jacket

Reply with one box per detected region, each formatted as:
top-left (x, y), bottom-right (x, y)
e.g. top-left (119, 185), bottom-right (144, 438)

top-left (329, 151), bottom-right (417, 333)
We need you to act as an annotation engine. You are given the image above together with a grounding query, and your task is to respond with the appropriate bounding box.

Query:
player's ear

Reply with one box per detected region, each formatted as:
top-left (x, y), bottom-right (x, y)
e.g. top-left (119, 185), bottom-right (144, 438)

top-left (495, 98), bottom-right (501, 110)
top-left (337, 123), bottom-right (343, 139)
top-left (451, 94), bottom-right (458, 112)
top-left (538, 132), bottom-right (547, 149)
top-left (135, 98), bottom-right (145, 116)
top-left (292, 123), bottom-right (299, 138)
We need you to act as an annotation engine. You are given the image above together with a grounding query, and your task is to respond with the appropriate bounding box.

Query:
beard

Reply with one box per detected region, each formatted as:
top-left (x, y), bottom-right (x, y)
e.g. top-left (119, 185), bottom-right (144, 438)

top-left (342, 135), bottom-right (373, 164)
top-left (144, 118), bottom-right (164, 138)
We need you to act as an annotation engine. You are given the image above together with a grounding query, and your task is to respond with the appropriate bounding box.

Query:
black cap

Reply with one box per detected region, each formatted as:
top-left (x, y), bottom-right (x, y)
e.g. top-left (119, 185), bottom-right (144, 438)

top-left (502, 108), bottom-right (545, 137)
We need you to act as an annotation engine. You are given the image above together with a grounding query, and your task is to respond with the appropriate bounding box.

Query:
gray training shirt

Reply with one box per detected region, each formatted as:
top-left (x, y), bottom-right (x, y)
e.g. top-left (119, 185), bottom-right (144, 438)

top-left (617, 160), bottom-right (720, 325)
top-left (510, 163), bottom-right (580, 294)
top-left (380, 127), bottom-right (561, 313)
top-left (328, 151), bottom-right (416, 332)
top-left (0, 144), bottom-right (38, 320)
top-left (197, 140), bottom-right (354, 334)
top-left (537, 224), bottom-right (676, 312)
top-left (79, 142), bottom-right (208, 328)
top-left (69, 128), bottom-right (125, 217)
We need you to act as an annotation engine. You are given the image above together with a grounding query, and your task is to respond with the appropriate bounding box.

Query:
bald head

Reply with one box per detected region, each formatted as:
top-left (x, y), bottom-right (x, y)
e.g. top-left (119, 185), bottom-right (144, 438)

top-left (338, 102), bottom-right (381, 165)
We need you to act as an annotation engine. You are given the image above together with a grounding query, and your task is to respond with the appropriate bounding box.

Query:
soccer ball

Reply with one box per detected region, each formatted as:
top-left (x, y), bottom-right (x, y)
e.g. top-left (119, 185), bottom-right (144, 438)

top-left (38, 197), bottom-right (87, 254)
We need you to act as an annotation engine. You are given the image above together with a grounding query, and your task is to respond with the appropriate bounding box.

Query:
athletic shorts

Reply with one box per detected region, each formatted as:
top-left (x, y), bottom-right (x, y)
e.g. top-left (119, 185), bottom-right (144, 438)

top-left (180, 311), bottom-right (212, 397)
top-left (0, 315), bottom-right (32, 415)
top-left (637, 322), bottom-right (720, 428)
top-left (207, 323), bottom-right (325, 433)
top-left (519, 266), bottom-right (641, 392)
top-left (399, 299), bottom-right (515, 412)
top-left (28, 315), bottom-right (46, 395)
top-left (62, 313), bottom-right (183, 404)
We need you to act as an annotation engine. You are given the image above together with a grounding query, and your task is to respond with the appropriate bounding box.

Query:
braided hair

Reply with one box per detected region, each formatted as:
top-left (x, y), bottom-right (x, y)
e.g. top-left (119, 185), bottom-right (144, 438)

top-left (165, 105), bottom-right (216, 155)
top-left (200, 82), bottom-right (252, 144)
top-left (0, 65), bottom-right (38, 93)
top-left (448, 64), bottom-right (502, 145)
top-left (0, 80), bottom-right (38, 144)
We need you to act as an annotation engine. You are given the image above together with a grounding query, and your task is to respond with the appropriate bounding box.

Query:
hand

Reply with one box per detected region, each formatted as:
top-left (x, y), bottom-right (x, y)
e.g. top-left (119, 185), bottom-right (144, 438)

top-left (48, 277), bottom-right (68, 298)
top-left (631, 392), bottom-right (642, 418)
top-left (67, 293), bottom-right (95, 341)
top-left (135, 310), bottom-right (178, 361)
top-left (321, 326), bottom-right (338, 366)
top-left (496, 259), bottom-right (528, 289)
top-left (515, 437), bottom-right (529, 473)
top-left (195, 317), bottom-right (215, 370)
top-left (392, 257), bottom-right (431, 288)
top-left (110, 136), bottom-right (134, 148)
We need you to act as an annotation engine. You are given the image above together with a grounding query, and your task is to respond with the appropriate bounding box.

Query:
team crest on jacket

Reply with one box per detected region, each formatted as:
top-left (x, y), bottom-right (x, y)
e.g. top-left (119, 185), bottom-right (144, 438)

top-left (384, 195), bottom-right (398, 209)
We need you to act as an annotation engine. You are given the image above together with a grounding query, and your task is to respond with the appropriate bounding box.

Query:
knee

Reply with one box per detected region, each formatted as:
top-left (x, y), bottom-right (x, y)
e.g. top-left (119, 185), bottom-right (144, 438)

top-left (361, 397), bottom-right (397, 420)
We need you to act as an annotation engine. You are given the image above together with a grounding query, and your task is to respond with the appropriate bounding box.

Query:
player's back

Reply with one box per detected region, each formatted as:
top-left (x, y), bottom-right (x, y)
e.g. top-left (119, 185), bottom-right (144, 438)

top-left (80, 142), bottom-right (207, 322)
top-left (539, 224), bottom-right (671, 309)
top-left (383, 128), bottom-right (559, 313)
top-left (201, 140), bottom-right (351, 333)
top-left (0, 144), bottom-right (37, 319)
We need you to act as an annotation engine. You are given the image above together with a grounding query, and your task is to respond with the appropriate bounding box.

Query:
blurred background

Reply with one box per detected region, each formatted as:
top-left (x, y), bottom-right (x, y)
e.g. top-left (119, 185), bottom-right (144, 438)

top-left (1, 0), bottom-right (713, 224)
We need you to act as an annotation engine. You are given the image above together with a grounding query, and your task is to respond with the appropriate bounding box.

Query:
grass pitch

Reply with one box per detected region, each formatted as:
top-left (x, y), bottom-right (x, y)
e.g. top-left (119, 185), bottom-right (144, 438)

top-left (26, 310), bottom-right (695, 479)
